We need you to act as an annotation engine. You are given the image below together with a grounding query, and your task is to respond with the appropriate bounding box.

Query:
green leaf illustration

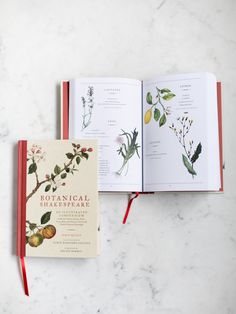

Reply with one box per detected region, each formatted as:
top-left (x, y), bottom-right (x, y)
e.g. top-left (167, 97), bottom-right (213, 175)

top-left (41, 211), bottom-right (51, 224)
top-left (146, 92), bottom-right (153, 104)
top-left (162, 93), bottom-right (175, 100)
top-left (81, 152), bottom-right (89, 159)
top-left (54, 165), bottom-right (61, 175)
top-left (28, 162), bottom-right (37, 174)
top-left (61, 173), bottom-right (67, 179)
top-left (154, 108), bottom-right (161, 121)
top-left (160, 88), bottom-right (171, 94)
top-left (191, 142), bottom-right (202, 164)
top-left (182, 154), bottom-right (196, 175)
top-left (159, 113), bottom-right (167, 127)
top-left (66, 153), bottom-right (74, 159)
top-left (52, 187), bottom-right (57, 192)
top-left (76, 156), bottom-right (81, 165)
top-left (45, 184), bottom-right (51, 192)
top-left (51, 173), bottom-right (55, 181)
top-left (116, 128), bottom-right (140, 176)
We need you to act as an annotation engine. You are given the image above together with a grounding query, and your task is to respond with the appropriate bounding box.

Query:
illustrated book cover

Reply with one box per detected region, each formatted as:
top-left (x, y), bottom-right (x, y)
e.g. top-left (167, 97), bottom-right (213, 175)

top-left (17, 139), bottom-right (99, 259)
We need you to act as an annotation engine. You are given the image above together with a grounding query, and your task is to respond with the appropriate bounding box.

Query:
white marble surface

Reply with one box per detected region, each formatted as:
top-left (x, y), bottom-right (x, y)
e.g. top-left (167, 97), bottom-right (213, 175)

top-left (0, 0), bottom-right (236, 313)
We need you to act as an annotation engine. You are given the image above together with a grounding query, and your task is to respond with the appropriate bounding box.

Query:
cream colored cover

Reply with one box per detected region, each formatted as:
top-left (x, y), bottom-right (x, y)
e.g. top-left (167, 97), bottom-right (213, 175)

top-left (25, 140), bottom-right (99, 258)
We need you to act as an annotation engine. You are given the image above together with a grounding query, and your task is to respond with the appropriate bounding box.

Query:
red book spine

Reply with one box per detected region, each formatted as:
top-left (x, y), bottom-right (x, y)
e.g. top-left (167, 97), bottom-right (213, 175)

top-left (62, 81), bottom-right (69, 140)
top-left (17, 140), bottom-right (27, 257)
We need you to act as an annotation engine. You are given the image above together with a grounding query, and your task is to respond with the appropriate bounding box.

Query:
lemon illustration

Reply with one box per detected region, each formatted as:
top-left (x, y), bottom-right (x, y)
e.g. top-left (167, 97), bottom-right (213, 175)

top-left (42, 225), bottom-right (56, 239)
top-left (144, 109), bottom-right (152, 124)
top-left (28, 234), bottom-right (44, 247)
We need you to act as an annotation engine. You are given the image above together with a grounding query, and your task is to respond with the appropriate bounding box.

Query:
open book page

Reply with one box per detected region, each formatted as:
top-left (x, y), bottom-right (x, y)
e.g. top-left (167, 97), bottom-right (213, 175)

top-left (69, 78), bottom-right (142, 192)
top-left (143, 73), bottom-right (221, 191)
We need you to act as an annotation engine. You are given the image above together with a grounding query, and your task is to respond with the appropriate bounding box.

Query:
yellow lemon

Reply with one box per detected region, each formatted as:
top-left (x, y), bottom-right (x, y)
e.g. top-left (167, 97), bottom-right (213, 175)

top-left (144, 109), bottom-right (152, 124)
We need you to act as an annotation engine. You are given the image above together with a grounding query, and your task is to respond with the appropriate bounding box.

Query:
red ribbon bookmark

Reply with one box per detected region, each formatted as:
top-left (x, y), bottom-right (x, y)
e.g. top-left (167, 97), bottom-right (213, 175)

top-left (122, 192), bottom-right (140, 224)
top-left (20, 257), bottom-right (29, 296)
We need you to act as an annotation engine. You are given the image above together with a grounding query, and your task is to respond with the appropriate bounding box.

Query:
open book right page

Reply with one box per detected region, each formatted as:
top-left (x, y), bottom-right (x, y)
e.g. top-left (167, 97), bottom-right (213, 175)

top-left (142, 73), bottom-right (221, 192)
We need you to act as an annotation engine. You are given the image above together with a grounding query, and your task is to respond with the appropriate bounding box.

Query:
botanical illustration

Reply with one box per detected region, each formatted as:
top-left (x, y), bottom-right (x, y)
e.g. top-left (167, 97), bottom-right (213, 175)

top-left (169, 116), bottom-right (202, 177)
top-left (144, 87), bottom-right (175, 127)
top-left (27, 143), bottom-right (93, 202)
top-left (81, 86), bottom-right (95, 130)
top-left (26, 211), bottom-right (56, 247)
top-left (116, 128), bottom-right (140, 176)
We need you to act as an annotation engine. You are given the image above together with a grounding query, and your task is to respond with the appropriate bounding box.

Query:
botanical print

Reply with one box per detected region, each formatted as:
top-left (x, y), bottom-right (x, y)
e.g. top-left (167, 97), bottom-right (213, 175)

top-left (26, 211), bottom-right (56, 248)
top-left (26, 143), bottom-right (93, 202)
top-left (169, 116), bottom-right (202, 177)
top-left (81, 86), bottom-right (95, 130)
top-left (144, 87), bottom-right (175, 126)
top-left (116, 128), bottom-right (140, 175)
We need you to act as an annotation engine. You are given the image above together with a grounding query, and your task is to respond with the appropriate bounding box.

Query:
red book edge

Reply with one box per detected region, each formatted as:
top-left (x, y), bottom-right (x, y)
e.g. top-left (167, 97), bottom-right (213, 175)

top-left (17, 140), bottom-right (29, 296)
top-left (61, 81), bottom-right (69, 140)
top-left (17, 140), bottom-right (27, 256)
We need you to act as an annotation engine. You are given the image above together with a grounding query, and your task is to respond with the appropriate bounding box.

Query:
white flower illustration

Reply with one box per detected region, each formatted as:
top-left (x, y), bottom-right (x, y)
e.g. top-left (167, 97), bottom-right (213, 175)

top-left (27, 144), bottom-right (46, 163)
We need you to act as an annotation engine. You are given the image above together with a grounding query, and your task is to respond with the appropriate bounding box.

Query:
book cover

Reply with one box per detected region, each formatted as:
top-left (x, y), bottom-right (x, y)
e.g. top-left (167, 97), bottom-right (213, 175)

top-left (17, 139), bottom-right (99, 259)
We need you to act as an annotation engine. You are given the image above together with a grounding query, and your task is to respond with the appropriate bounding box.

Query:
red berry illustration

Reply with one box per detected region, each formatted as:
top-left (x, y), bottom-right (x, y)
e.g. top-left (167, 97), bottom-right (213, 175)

top-left (81, 148), bottom-right (87, 152)
top-left (87, 148), bottom-right (93, 152)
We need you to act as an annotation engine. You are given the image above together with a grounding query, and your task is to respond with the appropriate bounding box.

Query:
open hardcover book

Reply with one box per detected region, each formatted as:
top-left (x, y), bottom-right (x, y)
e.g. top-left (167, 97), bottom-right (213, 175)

top-left (17, 139), bottom-right (99, 259)
top-left (61, 72), bottom-right (223, 192)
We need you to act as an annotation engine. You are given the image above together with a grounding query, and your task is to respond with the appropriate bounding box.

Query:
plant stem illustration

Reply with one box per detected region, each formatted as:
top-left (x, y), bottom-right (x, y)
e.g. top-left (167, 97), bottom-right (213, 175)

top-left (144, 87), bottom-right (175, 127)
top-left (26, 211), bottom-right (56, 247)
top-left (26, 143), bottom-right (93, 202)
top-left (116, 128), bottom-right (140, 176)
top-left (169, 116), bottom-right (202, 177)
top-left (81, 86), bottom-right (95, 130)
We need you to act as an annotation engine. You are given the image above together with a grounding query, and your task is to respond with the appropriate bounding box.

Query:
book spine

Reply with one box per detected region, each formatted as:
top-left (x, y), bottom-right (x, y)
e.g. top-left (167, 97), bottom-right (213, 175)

top-left (17, 140), bottom-right (27, 257)
top-left (217, 82), bottom-right (224, 191)
top-left (61, 81), bottom-right (69, 140)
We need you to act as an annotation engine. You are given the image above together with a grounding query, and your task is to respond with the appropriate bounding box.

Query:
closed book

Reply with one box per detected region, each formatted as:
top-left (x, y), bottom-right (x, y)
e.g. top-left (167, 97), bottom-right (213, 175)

top-left (17, 139), bottom-right (99, 259)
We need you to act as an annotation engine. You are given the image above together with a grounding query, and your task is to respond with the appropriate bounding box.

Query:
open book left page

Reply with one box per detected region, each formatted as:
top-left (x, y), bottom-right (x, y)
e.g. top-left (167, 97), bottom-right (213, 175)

top-left (17, 139), bottom-right (99, 258)
top-left (68, 78), bottom-right (143, 192)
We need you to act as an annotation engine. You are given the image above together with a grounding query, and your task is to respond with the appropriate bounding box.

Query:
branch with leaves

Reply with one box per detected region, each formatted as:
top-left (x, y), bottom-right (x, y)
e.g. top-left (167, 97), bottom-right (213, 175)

top-left (169, 116), bottom-right (202, 177)
top-left (116, 128), bottom-right (140, 176)
top-left (81, 86), bottom-right (95, 131)
top-left (26, 143), bottom-right (93, 202)
top-left (144, 87), bottom-right (175, 127)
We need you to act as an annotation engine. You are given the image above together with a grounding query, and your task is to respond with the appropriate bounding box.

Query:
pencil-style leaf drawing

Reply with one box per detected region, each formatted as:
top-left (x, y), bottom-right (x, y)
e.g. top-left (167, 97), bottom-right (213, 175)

top-left (169, 116), bottom-right (202, 177)
top-left (116, 128), bottom-right (140, 176)
top-left (81, 86), bottom-right (95, 130)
